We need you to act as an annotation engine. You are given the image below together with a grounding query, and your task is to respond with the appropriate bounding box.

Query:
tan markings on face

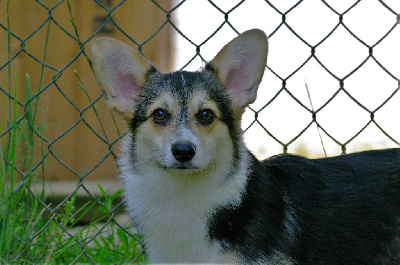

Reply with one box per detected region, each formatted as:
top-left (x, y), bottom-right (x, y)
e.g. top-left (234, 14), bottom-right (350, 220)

top-left (145, 92), bottom-right (178, 129)
top-left (232, 106), bottom-right (246, 129)
top-left (137, 92), bottom-right (179, 167)
top-left (136, 90), bottom-right (234, 172)
top-left (188, 91), bottom-right (234, 169)
top-left (188, 91), bottom-right (222, 133)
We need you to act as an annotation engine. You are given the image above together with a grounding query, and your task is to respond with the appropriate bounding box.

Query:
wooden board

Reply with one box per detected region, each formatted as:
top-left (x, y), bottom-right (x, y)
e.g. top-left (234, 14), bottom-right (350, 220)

top-left (0, 0), bottom-right (173, 180)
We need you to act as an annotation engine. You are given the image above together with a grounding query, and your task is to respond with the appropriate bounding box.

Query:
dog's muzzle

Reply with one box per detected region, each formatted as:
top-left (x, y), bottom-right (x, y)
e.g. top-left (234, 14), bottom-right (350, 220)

top-left (171, 141), bottom-right (196, 163)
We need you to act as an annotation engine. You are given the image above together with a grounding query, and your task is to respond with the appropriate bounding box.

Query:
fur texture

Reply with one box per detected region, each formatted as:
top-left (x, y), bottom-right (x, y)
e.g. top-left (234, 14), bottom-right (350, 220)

top-left (91, 29), bottom-right (400, 264)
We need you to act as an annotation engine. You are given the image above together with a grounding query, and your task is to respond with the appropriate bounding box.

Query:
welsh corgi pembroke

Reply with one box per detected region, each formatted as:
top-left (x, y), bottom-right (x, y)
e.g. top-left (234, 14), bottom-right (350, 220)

top-left (91, 29), bottom-right (400, 264)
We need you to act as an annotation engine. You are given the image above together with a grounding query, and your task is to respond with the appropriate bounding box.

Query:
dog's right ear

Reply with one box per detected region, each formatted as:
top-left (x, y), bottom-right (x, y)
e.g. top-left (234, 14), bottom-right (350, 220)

top-left (91, 38), bottom-right (153, 120)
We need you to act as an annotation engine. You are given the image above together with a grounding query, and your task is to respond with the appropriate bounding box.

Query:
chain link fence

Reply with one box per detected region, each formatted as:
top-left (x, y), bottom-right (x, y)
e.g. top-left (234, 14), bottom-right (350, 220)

top-left (1, 0), bottom-right (399, 263)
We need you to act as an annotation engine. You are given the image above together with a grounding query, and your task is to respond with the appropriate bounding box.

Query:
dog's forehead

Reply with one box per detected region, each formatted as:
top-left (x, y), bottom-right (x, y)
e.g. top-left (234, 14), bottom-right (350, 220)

top-left (155, 71), bottom-right (206, 96)
top-left (145, 70), bottom-right (221, 98)
top-left (139, 70), bottom-right (233, 121)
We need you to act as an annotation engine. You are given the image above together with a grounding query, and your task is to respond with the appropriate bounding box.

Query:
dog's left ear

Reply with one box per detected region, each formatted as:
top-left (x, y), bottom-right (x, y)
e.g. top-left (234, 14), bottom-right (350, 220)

top-left (206, 29), bottom-right (268, 108)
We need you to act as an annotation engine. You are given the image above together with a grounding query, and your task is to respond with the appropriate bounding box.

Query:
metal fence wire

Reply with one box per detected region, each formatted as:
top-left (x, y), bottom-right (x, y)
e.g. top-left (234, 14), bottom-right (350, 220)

top-left (0, 0), bottom-right (399, 263)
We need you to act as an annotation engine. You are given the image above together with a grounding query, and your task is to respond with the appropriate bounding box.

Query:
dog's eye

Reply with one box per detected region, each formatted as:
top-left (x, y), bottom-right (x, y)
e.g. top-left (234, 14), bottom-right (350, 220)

top-left (152, 109), bottom-right (169, 125)
top-left (197, 109), bottom-right (215, 125)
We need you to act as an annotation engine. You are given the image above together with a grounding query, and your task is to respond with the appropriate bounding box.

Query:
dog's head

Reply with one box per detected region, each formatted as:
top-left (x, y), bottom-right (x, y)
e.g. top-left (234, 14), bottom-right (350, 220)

top-left (91, 30), bottom-right (268, 175)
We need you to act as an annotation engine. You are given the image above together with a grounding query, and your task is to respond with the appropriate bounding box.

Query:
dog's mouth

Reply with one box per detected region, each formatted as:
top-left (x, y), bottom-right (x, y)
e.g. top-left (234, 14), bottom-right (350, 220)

top-left (173, 164), bottom-right (193, 170)
top-left (170, 163), bottom-right (201, 171)
top-left (158, 161), bottom-right (204, 172)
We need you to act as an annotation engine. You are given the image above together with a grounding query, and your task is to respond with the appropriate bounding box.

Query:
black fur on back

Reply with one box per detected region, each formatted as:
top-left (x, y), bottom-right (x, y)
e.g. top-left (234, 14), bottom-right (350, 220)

top-left (208, 148), bottom-right (400, 264)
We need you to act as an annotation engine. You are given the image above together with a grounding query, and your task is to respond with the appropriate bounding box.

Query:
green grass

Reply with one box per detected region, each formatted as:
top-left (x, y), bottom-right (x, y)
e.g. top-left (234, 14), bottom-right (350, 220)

top-left (0, 1), bottom-right (145, 263)
top-left (0, 74), bottom-right (146, 264)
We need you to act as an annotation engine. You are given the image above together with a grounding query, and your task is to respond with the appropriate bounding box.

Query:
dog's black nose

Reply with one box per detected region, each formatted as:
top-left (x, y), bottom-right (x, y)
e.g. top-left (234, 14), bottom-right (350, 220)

top-left (171, 142), bottom-right (196, 163)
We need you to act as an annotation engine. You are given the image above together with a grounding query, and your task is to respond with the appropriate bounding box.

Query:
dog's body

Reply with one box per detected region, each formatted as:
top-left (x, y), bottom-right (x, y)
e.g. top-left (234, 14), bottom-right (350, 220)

top-left (91, 29), bottom-right (400, 264)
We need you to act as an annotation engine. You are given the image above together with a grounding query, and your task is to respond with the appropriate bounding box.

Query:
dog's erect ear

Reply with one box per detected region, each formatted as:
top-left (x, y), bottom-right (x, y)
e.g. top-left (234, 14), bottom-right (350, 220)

top-left (207, 29), bottom-right (268, 108)
top-left (91, 38), bottom-right (153, 119)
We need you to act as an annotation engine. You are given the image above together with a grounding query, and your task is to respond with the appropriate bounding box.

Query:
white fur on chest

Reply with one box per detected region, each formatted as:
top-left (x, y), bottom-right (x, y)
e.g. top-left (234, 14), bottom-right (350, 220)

top-left (118, 136), bottom-right (249, 263)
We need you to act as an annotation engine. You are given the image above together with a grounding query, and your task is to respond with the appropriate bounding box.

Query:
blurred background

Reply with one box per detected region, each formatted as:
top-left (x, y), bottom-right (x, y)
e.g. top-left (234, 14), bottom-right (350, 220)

top-left (1, 0), bottom-right (399, 182)
top-left (0, 0), bottom-right (399, 262)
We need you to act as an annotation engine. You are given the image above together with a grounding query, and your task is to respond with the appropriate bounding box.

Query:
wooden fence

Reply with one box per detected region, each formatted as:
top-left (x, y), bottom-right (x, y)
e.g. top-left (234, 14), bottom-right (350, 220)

top-left (0, 0), bottom-right (172, 180)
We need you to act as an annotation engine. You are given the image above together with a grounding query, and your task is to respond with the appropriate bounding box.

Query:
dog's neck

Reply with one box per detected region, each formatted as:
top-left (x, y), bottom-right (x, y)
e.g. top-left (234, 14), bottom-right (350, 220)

top-left (118, 134), bottom-right (250, 263)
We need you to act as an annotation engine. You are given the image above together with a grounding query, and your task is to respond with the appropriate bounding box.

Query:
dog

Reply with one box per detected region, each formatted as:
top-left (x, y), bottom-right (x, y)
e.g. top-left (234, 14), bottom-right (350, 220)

top-left (91, 29), bottom-right (400, 264)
